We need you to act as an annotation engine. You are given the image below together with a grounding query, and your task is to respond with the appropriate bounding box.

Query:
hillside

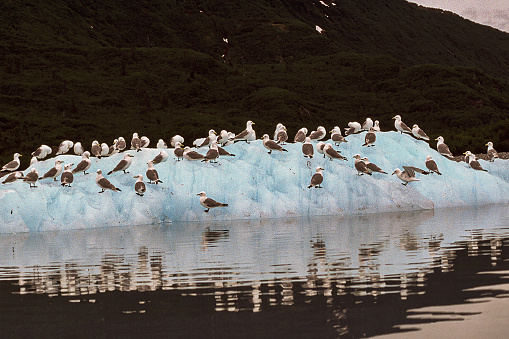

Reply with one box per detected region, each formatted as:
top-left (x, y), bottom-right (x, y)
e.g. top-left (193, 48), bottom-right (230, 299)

top-left (1, 0), bottom-right (509, 167)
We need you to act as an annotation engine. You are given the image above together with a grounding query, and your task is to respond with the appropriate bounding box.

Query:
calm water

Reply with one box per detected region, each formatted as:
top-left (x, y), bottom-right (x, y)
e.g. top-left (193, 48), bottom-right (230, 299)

top-left (1, 205), bottom-right (509, 337)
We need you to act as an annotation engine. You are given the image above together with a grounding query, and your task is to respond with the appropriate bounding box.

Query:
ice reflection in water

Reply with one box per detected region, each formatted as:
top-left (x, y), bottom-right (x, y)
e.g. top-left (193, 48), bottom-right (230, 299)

top-left (0, 204), bottom-right (509, 318)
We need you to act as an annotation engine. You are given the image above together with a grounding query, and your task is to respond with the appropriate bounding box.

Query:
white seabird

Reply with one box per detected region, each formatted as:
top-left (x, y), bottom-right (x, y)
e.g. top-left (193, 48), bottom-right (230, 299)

top-left (435, 136), bottom-right (454, 159)
top-left (91, 140), bottom-right (102, 158)
top-left (425, 155), bottom-right (442, 175)
top-left (308, 167), bottom-right (324, 188)
top-left (302, 137), bottom-right (314, 158)
top-left (170, 135), bottom-right (185, 148)
top-left (100, 143), bottom-right (109, 157)
top-left (373, 120), bottom-right (380, 132)
top-left (1, 153), bottom-right (21, 172)
top-left (344, 122), bottom-right (362, 136)
top-left (116, 137), bottom-right (127, 151)
top-left (412, 124), bottom-right (429, 141)
top-left (131, 133), bottom-right (142, 152)
top-left (56, 140), bottom-right (74, 155)
top-left (195, 129), bottom-right (217, 148)
top-left (174, 142), bottom-right (184, 161)
top-left (30, 156), bottom-right (38, 166)
top-left (362, 127), bottom-right (376, 147)
top-left (486, 142), bottom-right (499, 162)
top-left (276, 127), bottom-right (288, 144)
top-left (72, 151), bottom-right (92, 175)
top-left (197, 191), bottom-right (228, 212)
top-left (330, 126), bottom-right (347, 146)
top-left (464, 151), bottom-right (488, 172)
top-left (152, 150), bottom-right (169, 164)
top-left (362, 118), bottom-right (373, 131)
top-left (96, 169), bottom-right (121, 193)
top-left (316, 141), bottom-right (326, 158)
top-left (353, 154), bottom-right (372, 176)
top-left (32, 145), bottom-right (52, 160)
top-left (217, 130), bottom-right (230, 145)
top-left (60, 163), bottom-right (74, 187)
top-left (2, 171), bottom-right (24, 185)
top-left (108, 140), bottom-right (118, 157)
top-left (309, 126), bottom-right (326, 141)
top-left (146, 160), bottom-right (162, 184)
top-left (140, 136), bottom-right (150, 148)
top-left (392, 166), bottom-right (428, 186)
top-left (133, 174), bottom-right (146, 196)
top-left (203, 140), bottom-right (220, 163)
top-left (157, 139), bottom-right (167, 149)
top-left (39, 159), bottom-right (64, 181)
top-left (324, 143), bottom-right (347, 161)
top-left (108, 153), bottom-right (134, 175)
top-left (23, 168), bottom-right (39, 188)
top-left (74, 142), bottom-right (84, 156)
top-left (184, 147), bottom-right (205, 161)
top-left (294, 127), bottom-right (308, 143)
top-left (262, 134), bottom-right (287, 154)
top-left (234, 120), bottom-right (256, 143)
top-left (362, 157), bottom-right (387, 174)
top-left (273, 123), bottom-right (285, 140)
top-left (393, 115), bottom-right (412, 134)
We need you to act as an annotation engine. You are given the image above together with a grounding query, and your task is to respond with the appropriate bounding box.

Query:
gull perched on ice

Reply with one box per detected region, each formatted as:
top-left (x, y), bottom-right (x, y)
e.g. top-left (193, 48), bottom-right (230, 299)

top-left (273, 123), bottom-right (285, 140)
top-left (56, 140), bottom-right (74, 155)
top-left (262, 134), bottom-right (287, 154)
top-left (275, 126), bottom-right (288, 144)
top-left (96, 169), bottom-right (121, 193)
top-left (100, 143), bottom-right (109, 157)
top-left (362, 157), bottom-right (387, 174)
top-left (174, 142), bottom-right (184, 161)
top-left (152, 150), bottom-right (169, 164)
top-left (294, 127), bottom-right (308, 143)
top-left (140, 136), bottom-right (150, 148)
top-left (309, 126), bottom-right (326, 141)
top-left (197, 191), bottom-right (228, 212)
top-left (146, 160), bottom-right (162, 184)
top-left (108, 153), bottom-right (134, 175)
top-left (308, 167), bottom-right (324, 188)
top-left (1, 153), bottom-right (21, 172)
top-left (157, 139), bottom-right (167, 149)
top-left (72, 151), bottom-right (92, 175)
top-left (184, 147), bottom-right (205, 161)
top-left (218, 145), bottom-right (235, 157)
top-left (353, 154), bottom-right (372, 176)
top-left (217, 130), bottom-right (230, 145)
top-left (203, 141), bottom-right (220, 163)
top-left (464, 151), bottom-right (488, 172)
top-left (362, 118), bottom-right (373, 131)
top-left (412, 124), bottom-right (429, 141)
top-left (324, 144), bottom-right (347, 161)
top-left (393, 115), bottom-right (412, 134)
top-left (116, 137), bottom-right (127, 151)
top-left (170, 135), bottom-right (184, 148)
top-left (23, 168), bottom-right (39, 188)
top-left (107, 140), bottom-right (118, 157)
top-left (74, 142), bottom-right (84, 155)
top-left (133, 174), bottom-right (146, 196)
top-left (91, 140), bottom-right (102, 158)
top-left (344, 122), bottom-right (362, 136)
top-left (2, 171), bottom-right (24, 184)
top-left (330, 126), bottom-right (347, 146)
top-left (60, 163), bottom-right (74, 187)
top-left (316, 142), bottom-right (326, 158)
top-left (302, 137), bottom-right (314, 158)
top-left (435, 136), bottom-right (454, 159)
top-left (195, 129), bottom-right (217, 148)
top-left (362, 127), bottom-right (376, 147)
top-left (39, 159), bottom-right (64, 181)
top-left (392, 166), bottom-right (428, 186)
top-left (32, 145), bottom-right (52, 160)
top-left (131, 133), bottom-right (142, 152)
top-left (486, 142), bottom-right (499, 162)
top-left (425, 155), bottom-right (442, 175)
top-left (234, 120), bottom-right (256, 143)
top-left (373, 120), bottom-right (380, 132)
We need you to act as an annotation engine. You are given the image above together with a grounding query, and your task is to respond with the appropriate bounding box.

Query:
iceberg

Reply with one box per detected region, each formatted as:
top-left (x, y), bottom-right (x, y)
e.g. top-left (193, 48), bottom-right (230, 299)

top-left (1, 131), bottom-right (509, 233)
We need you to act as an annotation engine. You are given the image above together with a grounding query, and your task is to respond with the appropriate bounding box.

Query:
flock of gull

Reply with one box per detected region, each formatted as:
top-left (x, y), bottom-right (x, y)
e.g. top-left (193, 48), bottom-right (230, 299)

top-left (0, 116), bottom-right (500, 212)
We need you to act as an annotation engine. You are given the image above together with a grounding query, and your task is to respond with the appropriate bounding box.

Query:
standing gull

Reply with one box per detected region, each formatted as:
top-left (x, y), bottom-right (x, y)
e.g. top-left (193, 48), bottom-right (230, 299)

top-left (412, 124), bottom-right (429, 141)
top-left (61, 163), bottom-right (74, 187)
top-left (196, 129), bottom-right (217, 148)
top-left (362, 157), bottom-right (387, 174)
top-left (262, 134), bottom-right (287, 154)
top-left (174, 142), bottom-right (184, 161)
top-left (74, 142), bottom-right (84, 156)
top-left (133, 174), bottom-right (146, 196)
top-left (464, 151), bottom-right (488, 172)
top-left (96, 169), bottom-right (121, 193)
top-left (32, 145), bottom-right (52, 160)
top-left (107, 140), bottom-right (118, 157)
top-left (72, 151), bottom-right (92, 175)
top-left (100, 143), bottom-right (109, 157)
top-left (40, 159), bottom-right (64, 181)
top-left (425, 155), bottom-right (442, 175)
top-left (1, 153), bottom-right (21, 172)
top-left (91, 140), bottom-right (102, 158)
top-left (203, 141), bottom-right (220, 163)
top-left (217, 130), bottom-right (230, 145)
top-left (316, 142), bottom-right (326, 158)
top-left (276, 127), bottom-right (288, 144)
top-left (330, 126), bottom-right (347, 146)
top-left (353, 154), bottom-right (372, 176)
top-left (294, 127), bottom-right (308, 143)
top-left (362, 118), bottom-right (373, 131)
top-left (373, 120), bottom-right (380, 132)
top-left (146, 160), bottom-right (162, 184)
top-left (23, 168), bottom-right (39, 188)
top-left (362, 127), bottom-right (376, 147)
top-left (309, 126), bottom-right (326, 141)
top-left (393, 115), bottom-right (412, 134)
top-left (131, 133), bottom-right (142, 152)
top-left (308, 167), bottom-right (324, 188)
top-left (30, 156), bottom-right (38, 166)
top-left (234, 120), bottom-right (256, 143)
top-left (344, 122), bottom-right (362, 136)
top-left (56, 140), bottom-right (74, 155)
top-left (273, 123), bottom-right (285, 140)
top-left (157, 139), bottom-right (167, 149)
top-left (184, 147), bottom-right (205, 161)
top-left (324, 144), bottom-right (347, 161)
top-left (2, 171), bottom-right (24, 185)
top-left (435, 136), bottom-right (454, 159)
top-left (152, 150), bottom-right (169, 164)
top-left (486, 142), bottom-right (499, 162)
top-left (170, 135), bottom-right (185, 148)
top-left (302, 137), bottom-right (314, 158)
top-left (197, 191), bottom-right (228, 212)
top-left (108, 153), bottom-right (134, 175)
top-left (140, 136), bottom-right (150, 148)
top-left (116, 137), bottom-right (127, 152)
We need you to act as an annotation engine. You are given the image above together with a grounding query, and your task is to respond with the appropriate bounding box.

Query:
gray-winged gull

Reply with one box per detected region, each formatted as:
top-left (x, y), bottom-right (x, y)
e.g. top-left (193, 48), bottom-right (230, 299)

top-left (331, 126), bottom-right (347, 146)
top-left (131, 133), bottom-right (142, 152)
top-left (324, 143), bottom-right (347, 161)
top-left (353, 154), bottom-right (372, 176)
top-left (234, 120), bottom-right (256, 143)
top-left (56, 140), bottom-right (74, 155)
top-left (174, 142), bottom-right (184, 161)
top-left (72, 151), bottom-right (92, 175)
top-left (146, 160), bottom-right (162, 184)
top-left (157, 139), bottom-right (167, 149)
top-left (40, 159), bottom-right (64, 181)
top-left (23, 168), bottom-right (39, 187)
top-left (141, 136), bottom-right (150, 148)
top-left (302, 137), bottom-right (314, 158)
top-left (425, 155), bottom-right (442, 175)
top-left (316, 141), bottom-right (326, 158)
top-left (362, 118), bottom-right (373, 131)
top-left (74, 142), bottom-right (84, 155)
top-left (108, 153), bottom-right (134, 175)
top-left (197, 191), bottom-right (228, 212)
top-left (133, 174), bottom-right (146, 196)
top-left (464, 151), bottom-right (488, 172)
top-left (362, 157), bottom-right (387, 174)
top-left (486, 142), bottom-right (499, 162)
top-left (435, 136), bottom-right (454, 159)
top-left (2, 153), bottom-right (21, 172)
top-left (184, 147), bottom-right (205, 161)
top-left (362, 127), bottom-right (376, 147)
top-left (2, 171), bottom-right (24, 184)
top-left (116, 137), bottom-right (127, 151)
top-left (392, 166), bottom-right (428, 186)
top-left (412, 124), bottom-right (429, 141)
top-left (91, 140), bottom-right (102, 158)
top-left (203, 141), bottom-right (220, 163)
top-left (60, 163), bottom-right (74, 187)
top-left (170, 135), bottom-right (184, 148)
top-left (308, 167), bottom-right (324, 188)
top-left (262, 134), bottom-right (287, 154)
top-left (152, 150), bottom-right (169, 164)
top-left (393, 115), bottom-right (412, 134)
top-left (294, 127), bottom-right (308, 143)
top-left (344, 122), bottom-right (361, 136)
top-left (96, 169), bottom-right (121, 193)
top-left (309, 126), bottom-right (326, 141)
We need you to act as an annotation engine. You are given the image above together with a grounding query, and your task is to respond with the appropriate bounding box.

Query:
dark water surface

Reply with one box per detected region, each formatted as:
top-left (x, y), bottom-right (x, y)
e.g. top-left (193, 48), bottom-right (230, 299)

top-left (1, 205), bottom-right (509, 338)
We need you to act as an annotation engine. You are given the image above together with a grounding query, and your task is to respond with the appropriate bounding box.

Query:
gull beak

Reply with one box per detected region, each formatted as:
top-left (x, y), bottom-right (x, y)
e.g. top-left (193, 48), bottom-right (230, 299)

top-left (392, 117), bottom-right (395, 119)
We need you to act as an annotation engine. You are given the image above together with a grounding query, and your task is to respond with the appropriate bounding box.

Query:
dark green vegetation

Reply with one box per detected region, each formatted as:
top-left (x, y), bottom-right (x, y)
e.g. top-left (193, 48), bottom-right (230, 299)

top-left (2, 0), bottom-right (509, 167)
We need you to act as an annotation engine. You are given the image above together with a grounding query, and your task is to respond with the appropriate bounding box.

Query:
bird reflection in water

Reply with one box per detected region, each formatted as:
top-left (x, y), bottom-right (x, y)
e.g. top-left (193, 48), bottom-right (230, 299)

top-left (201, 226), bottom-right (230, 250)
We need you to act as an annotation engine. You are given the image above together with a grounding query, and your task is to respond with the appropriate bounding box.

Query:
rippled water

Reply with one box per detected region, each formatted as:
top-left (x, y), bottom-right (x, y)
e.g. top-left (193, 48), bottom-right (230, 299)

top-left (1, 205), bottom-right (509, 337)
